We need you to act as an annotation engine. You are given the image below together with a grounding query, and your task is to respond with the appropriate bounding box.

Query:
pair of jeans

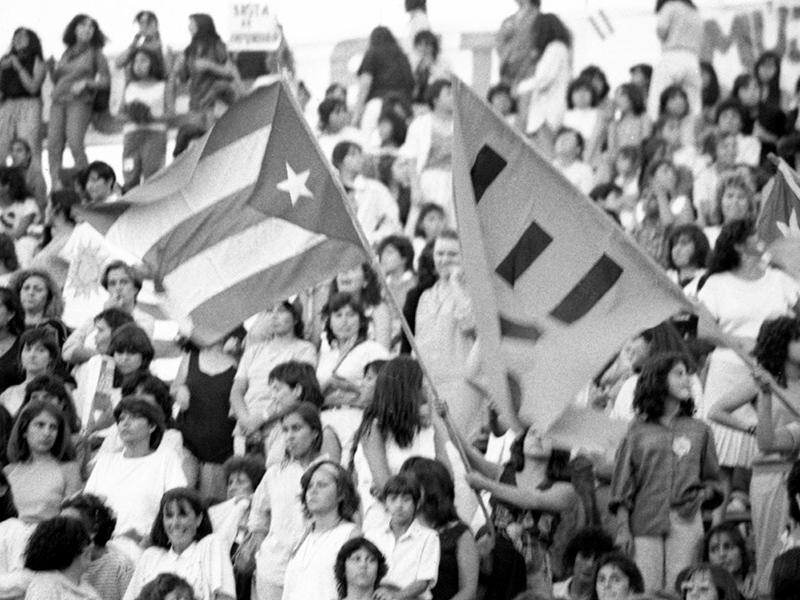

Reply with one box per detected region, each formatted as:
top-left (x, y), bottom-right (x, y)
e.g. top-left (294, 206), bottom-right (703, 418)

top-left (634, 509), bottom-right (704, 591)
top-left (0, 97), bottom-right (42, 165)
top-left (122, 128), bottom-right (167, 191)
top-left (47, 100), bottom-right (93, 186)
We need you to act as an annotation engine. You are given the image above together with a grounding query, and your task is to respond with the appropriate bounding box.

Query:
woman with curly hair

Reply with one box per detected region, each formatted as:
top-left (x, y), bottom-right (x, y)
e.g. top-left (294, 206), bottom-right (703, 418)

top-left (744, 316), bottom-right (800, 596)
top-left (48, 14), bottom-right (110, 188)
top-left (352, 356), bottom-right (450, 529)
top-left (61, 494), bottom-right (134, 600)
top-left (24, 515), bottom-right (99, 599)
top-left (282, 460), bottom-right (360, 600)
top-left (334, 537), bottom-right (388, 600)
top-left (592, 552), bottom-right (644, 600)
top-left (610, 352), bottom-right (721, 591)
top-left (10, 269), bottom-right (66, 335)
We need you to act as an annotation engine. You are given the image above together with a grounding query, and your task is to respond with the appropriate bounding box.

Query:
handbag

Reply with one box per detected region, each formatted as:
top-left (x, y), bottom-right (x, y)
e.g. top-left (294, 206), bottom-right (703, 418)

top-left (91, 49), bottom-right (110, 113)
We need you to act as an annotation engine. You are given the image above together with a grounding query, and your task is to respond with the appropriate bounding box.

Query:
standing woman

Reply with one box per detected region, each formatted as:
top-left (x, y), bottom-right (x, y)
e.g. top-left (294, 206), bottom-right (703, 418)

top-left (0, 288), bottom-right (25, 394)
top-left (172, 14), bottom-right (238, 127)
top-left (48, 14), bottom-right (110, 188)
top-left (610, 353), bottom-right (722, 592)
top-left (515, 13), bottom-right (573, 158)
top-left (120, 47), bottom-right (168, 192)
top-left (699, 220), bottom-right (800, 520)
top-left (353, 27), bottom-right (414, 138)
top-left (123, 488), bottom-right (235, 600)
top-left (281, 460), bottom-right (360, 600)
top-left (0, 28), bottom-right (46, 168)
top-left (647, 1), bottom-right (703, 124)
top-left (747, 317), bottom-right (800, 597)
top-left (3, 400), bottom-right (81, 525)
top-left (240, 402), bottom-right (323, 600)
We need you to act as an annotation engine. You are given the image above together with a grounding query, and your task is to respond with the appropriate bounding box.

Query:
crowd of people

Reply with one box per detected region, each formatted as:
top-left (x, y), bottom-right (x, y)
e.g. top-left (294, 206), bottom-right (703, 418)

top-left (0, 0), bottom-right (799, 599)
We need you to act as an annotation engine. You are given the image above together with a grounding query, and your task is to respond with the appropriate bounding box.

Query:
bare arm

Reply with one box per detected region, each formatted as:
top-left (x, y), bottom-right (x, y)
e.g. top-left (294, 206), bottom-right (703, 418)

top-left (466, 473), bottom-right (575, 513)
top-left (756, 381), bottom-right (800, 454)
top-left (707, 381), bottom-right (758, 432)
top-left (352, 73), bottom-right (373, 126)
top-left (10, 56), bottom-right (45, 95)
top-left (361, 421), bottom-right (392, 492)
top-left (450, 530), bottom-right (479, 600)
top-left (170, 353), bottom-right (191, 412)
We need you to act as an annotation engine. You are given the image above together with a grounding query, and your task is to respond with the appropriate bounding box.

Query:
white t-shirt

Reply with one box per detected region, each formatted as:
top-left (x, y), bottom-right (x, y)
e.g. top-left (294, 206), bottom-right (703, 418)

top-left (84, 449), bottom-right (187, 542)
top-left (122, 534), bottom-right (235, 600)
top-left (697, 268), bottom-right (800, 340)
top-left (364, 519), bottom-right (440, 599)
top-left (282, 521), bottom-right (358, 600)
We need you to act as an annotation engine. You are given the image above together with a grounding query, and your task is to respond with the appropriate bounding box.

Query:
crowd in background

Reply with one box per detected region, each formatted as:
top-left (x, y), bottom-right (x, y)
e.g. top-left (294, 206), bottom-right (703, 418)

top-left (0, 0), bottom-right (800, 600)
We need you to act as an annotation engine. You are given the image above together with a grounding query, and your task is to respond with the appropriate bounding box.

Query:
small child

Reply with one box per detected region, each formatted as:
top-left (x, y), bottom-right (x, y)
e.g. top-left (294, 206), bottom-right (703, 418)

top-left (553, 128), bottom-right (594, 195)
top-left (563, 78), bottom-right (601, 161)
top-left (365, 473), bottom-right (441, 600)
top-left (487, 83), bottom-right (517, 127)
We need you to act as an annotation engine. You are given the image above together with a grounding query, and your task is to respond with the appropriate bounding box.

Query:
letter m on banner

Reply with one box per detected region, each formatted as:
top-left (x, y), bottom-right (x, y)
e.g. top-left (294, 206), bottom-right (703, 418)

top-left (451, 78), bottom-right (691, 430)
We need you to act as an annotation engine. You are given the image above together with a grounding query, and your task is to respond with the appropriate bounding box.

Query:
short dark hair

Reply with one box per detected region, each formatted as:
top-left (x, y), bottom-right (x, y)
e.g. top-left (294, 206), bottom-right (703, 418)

top-left (19, 326), bottom-right (60, 369)
top-left (129, 47), bottom-right (165, 81)
top-left (658, 84), bottom-right (689, 117)
top-left (617, 83), bottom-right (646, 115)
top-left (80, 161), bottom-right (116, 188)
top-left (269, 361), bottom-right (324, 408)
top-left (413, 30), bottom-right (439, 60)
top-left (135, 574), bottom-right (195, 600)
top-left (487, 83), bottom-right (517, 112)
top-left (108, 324), bottom-right (154, 369)
top-left (318, 97), bottom-right (347, 130)
top-left (562, 527), bottom-right (615, 573)
top-left (62, 14), bottom-right (106, 48)
top-left (413, 203), bottom-right (445, 239)
top-left (149, 488), bottom-right (213, 549)
top-left (773, 548), bottom-right (800, 600)
top-left (335, 537), bottom-right (388, 597)
top-left (0, 287), bottom-right (24, 336)
top-left (0, 234), bottom-right (18, 273)
top-left (61, 494), bottom-right (117, 548)
top-left (754, 317), bottom-right (800, 386)
top-left (113, 395), bottom-right (166, 449)
top-left (23, 374), bottom-right (80, 434)
top-left (382, 472), bottom-right (421, 505)
top-left (400, 457), bottom-right (458, 527)
top-left (377, 234), bottom-right (415, 272)
top-left (666, 224), bottom-right (710, 271)
top-left (25, 516), bottom-right (90, 571)
top-left (282, 401), bottom-right (324, 455)
top-left (332, 140), bottom-right (362, 170)
top-left (715, 98), bottom-right (746, 127)
top-left (94, 307), bottom-right (135, 333)
top-left (787, 460), bottom-right (800, 523)
top-left (567, 77), bottom-right (597, 109)
top-left (0, 166), bottom-right (29, 201)
top-left (120, 373), bottom-right (172, 426)
top-left (427, 78), bottom-right (452, 110)
top-left (556, 127), bottom-right (584, 157)
top-left (222, 455), bottom-right (266, 491)
top-left (300, 460), bottom-right (359, 520)
top-left (101, 261), bottom-right (143, 293)
top-left (323, 292), bottom-right (368, 346)
top-left (49, 190), bottom-right (81, 224)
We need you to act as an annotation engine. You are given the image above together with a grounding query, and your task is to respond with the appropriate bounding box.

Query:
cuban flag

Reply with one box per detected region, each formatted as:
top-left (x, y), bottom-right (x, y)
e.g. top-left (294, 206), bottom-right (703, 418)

top-left (79, 81), bottom-right (367, 345)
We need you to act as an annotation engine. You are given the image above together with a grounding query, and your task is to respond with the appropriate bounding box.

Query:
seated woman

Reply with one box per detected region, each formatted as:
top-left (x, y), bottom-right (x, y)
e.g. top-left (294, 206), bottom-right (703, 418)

top-left (61, 493), bottom-right (134, 600)
top-left (0, 326), bottom-right (61, 417)
top-left (23, 516), bottom-right (100, 599)
top-left (84, 396), bottom-right (187, 561)
top-left (282, 461), bottom-right (360, 600)
top-left (4, 400), bottom-right (81, 525)
top-left (123, 487), bottom-right (235, 600)
top-left (702, 521), bottom-right (757, 600)
top-left (334, 537), bottom-right (388, 600)
top-left (592, 552), bottom-right (644, 600)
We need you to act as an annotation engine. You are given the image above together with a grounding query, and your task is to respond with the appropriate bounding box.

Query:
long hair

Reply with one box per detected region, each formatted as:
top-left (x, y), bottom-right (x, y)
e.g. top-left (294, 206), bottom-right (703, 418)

top-left (361, 357), bottom-right (423, 448)
top-left (702, 521), bottom-right (751, 578)
top-left (507, 427), bottom-right (571, 483)
top-left (681, 564), bottom-right (740, 600)
top-left (128, 47), bottom-right (165, 81)
top-left (0, 287), bottom-right (25, 336)
top-left (755, 51), bottom-right (782, 106)
top-left (323, 292), bottom-right (369, 346)
top-left (149, 487), bottom-right (213, 550)
top-left (7, 400), bottom-right (74, 462)
top-left (10, 28), bottom-right (43, 61)
top-left (367, 26), bottom-right (403, 56)
top-left (711, 171), bottom-right (755, 226)
top-left (698, 219), bottom-right (754, 290)
top-left (666, 224), bottom-right (710, 271)
top-left (329, 263), bottom-right (382, 308)
top-left (656, 0), bottom-right (696, 12)
top-left (633, 352), bottom-right (695, 422)
top-left (701, 61), bottom-right (721, 108)
top-left (282, 401), bottom-right (323, 456)
top-left (300, 460), bottom-right (359, 521)
top-left (23, 374), bottom-right (80, 434)
top-left (753, 317), bottom-right (800, 387)
top-left (11, 269), bottom-right (64, 319)
top-left (185, 14), bottom-right (221, 59)
top-left (591, 552), bottom-right (645, 600)
top-left (0, 469), bottom-right (17, 520)
top-left (532, 13), bottom-right (572, 54)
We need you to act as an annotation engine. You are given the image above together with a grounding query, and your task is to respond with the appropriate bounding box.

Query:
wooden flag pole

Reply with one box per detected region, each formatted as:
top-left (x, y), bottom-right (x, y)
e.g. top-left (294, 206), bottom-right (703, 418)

top-left (279, 79), bottom-right (494, 530)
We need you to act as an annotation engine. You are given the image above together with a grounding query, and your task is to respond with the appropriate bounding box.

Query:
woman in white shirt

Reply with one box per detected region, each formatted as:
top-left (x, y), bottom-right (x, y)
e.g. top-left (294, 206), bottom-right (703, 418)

top-left (122, 487), bottom-right (235, 600)
top-left (282, 460), bottom-right (360, 600)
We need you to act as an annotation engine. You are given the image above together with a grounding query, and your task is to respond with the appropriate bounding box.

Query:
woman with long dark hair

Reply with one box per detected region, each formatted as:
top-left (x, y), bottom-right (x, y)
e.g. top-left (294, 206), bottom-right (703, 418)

top-left (698, 220), bottom-right (800, 521)
top-left (172, 14), bottom-right (239, 126)
top-left (0, 28), bottom-right (45, 167)
top-left (352, 356), bottom-right (450, 528)
top-left (460, 423), bottom-right (575, 599)
top-left (611, 352), bottom-right (721, 591)
top-left (48, 14), bottom-right (109, 188)
top-left (352, 26), bottom-right (414, 135)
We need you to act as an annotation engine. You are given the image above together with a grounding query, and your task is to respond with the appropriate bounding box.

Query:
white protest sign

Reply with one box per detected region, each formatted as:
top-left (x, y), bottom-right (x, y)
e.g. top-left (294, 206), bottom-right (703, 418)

top-left (228, 1), bottom-right (282, 51)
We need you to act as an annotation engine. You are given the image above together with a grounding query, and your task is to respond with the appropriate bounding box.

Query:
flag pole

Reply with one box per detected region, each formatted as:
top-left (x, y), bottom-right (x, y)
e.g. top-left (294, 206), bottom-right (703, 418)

top-left (277, 79), bottom-right (494, 528)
